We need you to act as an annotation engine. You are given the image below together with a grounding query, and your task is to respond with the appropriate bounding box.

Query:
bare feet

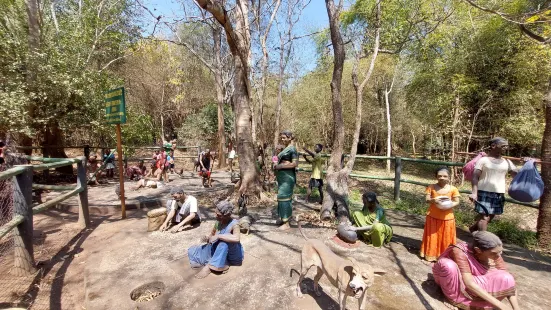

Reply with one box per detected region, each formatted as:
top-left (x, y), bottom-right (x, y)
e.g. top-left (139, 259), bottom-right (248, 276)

top-left (209, 265), bottom-right (229, 272)
top-left (278, 222), bottom-right (291, 231)
top-left (195, 266), bottom-right (212, 279)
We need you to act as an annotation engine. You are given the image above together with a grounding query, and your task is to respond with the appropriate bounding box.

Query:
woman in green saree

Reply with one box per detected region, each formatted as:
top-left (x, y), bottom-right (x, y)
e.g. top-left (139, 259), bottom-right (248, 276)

top-left (274, 130), bottom-right (298, 230)
top-left (348, 192), bottom-right (392, 247)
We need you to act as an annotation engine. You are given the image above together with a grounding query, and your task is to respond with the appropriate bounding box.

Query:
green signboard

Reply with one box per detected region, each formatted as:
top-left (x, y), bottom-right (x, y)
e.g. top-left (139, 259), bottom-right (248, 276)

top-left (104, 87), bottom-right (126, 124)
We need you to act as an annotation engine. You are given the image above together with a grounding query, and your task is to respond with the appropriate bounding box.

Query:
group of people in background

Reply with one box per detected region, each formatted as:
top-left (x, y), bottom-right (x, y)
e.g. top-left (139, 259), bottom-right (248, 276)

top-left (269, 132), bottom-right (521, 310)
top-left (86, 149), bottom-right (115, 186)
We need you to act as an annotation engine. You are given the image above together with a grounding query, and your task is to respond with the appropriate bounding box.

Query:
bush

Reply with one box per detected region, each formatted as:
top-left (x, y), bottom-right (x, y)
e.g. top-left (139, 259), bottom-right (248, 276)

top-left (488, 219), bottom-right (537, 249)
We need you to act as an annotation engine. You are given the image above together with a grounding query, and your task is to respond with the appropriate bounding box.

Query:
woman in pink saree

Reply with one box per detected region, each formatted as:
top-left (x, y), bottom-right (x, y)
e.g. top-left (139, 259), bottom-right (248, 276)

top-left (432, 231), bottom-right (520, 310)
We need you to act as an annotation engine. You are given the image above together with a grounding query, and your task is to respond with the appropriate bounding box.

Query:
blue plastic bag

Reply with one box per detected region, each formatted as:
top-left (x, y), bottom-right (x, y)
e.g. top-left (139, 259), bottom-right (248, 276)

top-left (508, 160), bottom-right (544, 203)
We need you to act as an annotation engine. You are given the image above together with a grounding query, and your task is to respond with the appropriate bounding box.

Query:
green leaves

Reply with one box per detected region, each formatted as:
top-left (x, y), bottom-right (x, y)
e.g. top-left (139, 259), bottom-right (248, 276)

top-left (0, 0), bottom-right (139, 141)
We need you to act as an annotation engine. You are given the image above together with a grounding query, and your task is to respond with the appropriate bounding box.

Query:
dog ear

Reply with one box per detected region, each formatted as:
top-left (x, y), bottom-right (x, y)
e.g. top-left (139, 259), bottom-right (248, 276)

top-left (373, 268), bottom-right (387, 276)
top-left (347, 257), bottom-right (361, 276)
top-left (360, 270), bottom-right (372, 280)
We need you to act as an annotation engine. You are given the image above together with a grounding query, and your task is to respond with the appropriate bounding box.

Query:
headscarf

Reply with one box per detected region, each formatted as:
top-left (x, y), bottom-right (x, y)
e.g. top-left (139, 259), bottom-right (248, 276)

top-left (216, 200), bottom-right (234, 216)
top-left (489, 137), bottom-right (508, 146)
top-left (170, 186), bottom-right (185, 195)
top-left (472, 231), bottom-right (502, 251)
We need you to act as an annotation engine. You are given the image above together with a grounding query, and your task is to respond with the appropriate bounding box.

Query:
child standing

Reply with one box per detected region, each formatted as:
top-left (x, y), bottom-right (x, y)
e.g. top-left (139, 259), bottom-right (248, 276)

top-left (103, 149), bottom-right (115, 179)
top-left (302, 144), bottom-right (324, 204)
top-left (420, 167), bottom-right (460, 262)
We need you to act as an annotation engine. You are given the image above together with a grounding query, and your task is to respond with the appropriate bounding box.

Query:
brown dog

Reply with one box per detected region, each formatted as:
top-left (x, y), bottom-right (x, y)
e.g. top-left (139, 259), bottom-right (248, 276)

top-left (295, 216), bottom-right (385, 310)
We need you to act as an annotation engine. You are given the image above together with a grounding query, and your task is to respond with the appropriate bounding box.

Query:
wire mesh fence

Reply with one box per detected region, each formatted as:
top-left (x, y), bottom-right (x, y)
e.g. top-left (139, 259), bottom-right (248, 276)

top-left (0, 162), bottom-right (14, 269)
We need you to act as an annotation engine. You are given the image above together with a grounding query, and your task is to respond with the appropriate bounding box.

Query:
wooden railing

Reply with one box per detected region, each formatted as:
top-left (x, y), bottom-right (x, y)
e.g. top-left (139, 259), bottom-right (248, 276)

top-left (297, 155), bottom-right (538, 209)
top-left (0, 156), bottom-right (89, 276)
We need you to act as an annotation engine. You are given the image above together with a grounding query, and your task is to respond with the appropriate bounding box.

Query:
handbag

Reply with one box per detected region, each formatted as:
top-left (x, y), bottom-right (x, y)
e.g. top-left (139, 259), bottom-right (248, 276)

top-left (508, 159), bottom-right (544, 202)
top-left (463, 152), bottom-right (486, 182)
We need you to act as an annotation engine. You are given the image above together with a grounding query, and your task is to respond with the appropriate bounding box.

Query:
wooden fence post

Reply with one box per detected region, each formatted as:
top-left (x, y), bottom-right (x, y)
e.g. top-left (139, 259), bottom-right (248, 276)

top-left (12, 165), bottom-right (36, 276)
top-left (76, 156), bottom-right (90, 228)
top-left (394, 157), bottom-right (402, 201)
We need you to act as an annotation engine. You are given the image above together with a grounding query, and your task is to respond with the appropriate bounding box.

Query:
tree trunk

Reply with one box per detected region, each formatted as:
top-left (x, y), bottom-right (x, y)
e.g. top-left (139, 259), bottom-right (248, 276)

top-left (251, 99), bottom-right (257, 146)
top-left (451, 95), bottom-right (460, 183)
top-left (213, 25), bottom-right (226, 168)
top-left (385, 85), bottom-right (392, 173)
top-left (42, 121), bottom-right (72, 174)
top-left (537, 79), bottom-right (551, 247)
top-left (234, 58), bottom-right (260, 194)
top-left (195, 0), bottom-right (260, 195)
top-left (320, 0), bottom-right (347, 221)
top-left (273, 36), bottom-right (285, 149)
top-left (23, 0), bottom-right (41, 156)
top-left (412, 131), bottom-right (416, 155)
top-left (348, 1), bottom-right (380, 171)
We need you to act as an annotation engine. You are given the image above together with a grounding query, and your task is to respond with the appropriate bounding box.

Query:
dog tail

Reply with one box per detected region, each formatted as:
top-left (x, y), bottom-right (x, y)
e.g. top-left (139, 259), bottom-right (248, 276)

top-left (296, 214), bottom-right (309, 240)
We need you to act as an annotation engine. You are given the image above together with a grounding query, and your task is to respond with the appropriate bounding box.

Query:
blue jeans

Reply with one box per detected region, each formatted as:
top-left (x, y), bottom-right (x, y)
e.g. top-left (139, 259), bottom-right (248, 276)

top-left (188, 241), bottom-right (244, 269)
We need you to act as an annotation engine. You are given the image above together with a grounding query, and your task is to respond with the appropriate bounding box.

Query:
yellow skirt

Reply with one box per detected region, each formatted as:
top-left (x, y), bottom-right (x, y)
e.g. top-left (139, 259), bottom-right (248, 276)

top-left (420, 216), bottom-right (456, 262)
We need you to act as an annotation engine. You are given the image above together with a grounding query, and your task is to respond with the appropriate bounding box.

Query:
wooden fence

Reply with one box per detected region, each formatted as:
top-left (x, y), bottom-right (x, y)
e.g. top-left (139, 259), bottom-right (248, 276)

top-left (297, 154), bottom-right (538, 209)
top-left (0, 156), bottom-right (90, 276)
top-left (15, 145), bottom-right (202, 162)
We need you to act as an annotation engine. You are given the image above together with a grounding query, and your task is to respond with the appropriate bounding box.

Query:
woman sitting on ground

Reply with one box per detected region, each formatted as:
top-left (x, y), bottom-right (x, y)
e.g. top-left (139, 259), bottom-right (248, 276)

top-left (348, 192), bottom-right (392, 247)
top-left (188, 200), bottom-right (244, 279)
top-left (433, 231), bottom-right (520, 310)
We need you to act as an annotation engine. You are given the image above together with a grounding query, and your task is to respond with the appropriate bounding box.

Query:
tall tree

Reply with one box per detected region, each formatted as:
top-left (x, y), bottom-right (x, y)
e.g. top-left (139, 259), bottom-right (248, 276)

top-left (251, 0), bottom-right (281, 144)
top-left (195, 0), bottom-right (261, 195)
top-left (321, 0), bottom-right (347, 220)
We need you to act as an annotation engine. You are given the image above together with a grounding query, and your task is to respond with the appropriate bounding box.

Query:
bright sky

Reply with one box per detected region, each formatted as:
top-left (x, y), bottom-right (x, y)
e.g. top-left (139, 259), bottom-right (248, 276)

top-left (140, 0), bottom-right (329, 74)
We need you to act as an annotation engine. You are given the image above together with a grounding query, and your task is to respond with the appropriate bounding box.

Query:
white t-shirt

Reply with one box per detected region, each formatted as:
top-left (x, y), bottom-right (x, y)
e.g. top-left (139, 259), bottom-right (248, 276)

top-left (229, 150), bottom-right (236, 159)
top-left (474, 157), bottom-right (517, 193)
top-left (172, 195), bottom-right (199, 219)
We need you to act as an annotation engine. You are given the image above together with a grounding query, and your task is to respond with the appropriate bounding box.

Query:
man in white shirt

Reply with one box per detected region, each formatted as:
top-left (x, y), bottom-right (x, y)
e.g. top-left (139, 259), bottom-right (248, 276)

top-left (159, 186), bottom-right (201, 232)
top-left (469, 137), bottom-right (518, 232)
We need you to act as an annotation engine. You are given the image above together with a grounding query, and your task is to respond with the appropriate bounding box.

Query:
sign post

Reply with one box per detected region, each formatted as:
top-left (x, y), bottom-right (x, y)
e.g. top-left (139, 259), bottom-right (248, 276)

top-left (105, 87), bottom-right (127, 219)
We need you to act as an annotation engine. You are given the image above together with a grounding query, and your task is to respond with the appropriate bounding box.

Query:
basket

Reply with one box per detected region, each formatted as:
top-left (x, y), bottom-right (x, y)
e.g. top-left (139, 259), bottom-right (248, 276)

top-left (147, 207), bottom-right (167, 232)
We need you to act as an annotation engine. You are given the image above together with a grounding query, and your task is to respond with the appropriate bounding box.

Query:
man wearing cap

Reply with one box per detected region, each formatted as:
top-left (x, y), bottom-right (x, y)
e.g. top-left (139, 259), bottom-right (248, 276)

top-left (469, 137), bottom-right (518, 232)
top-left (159, 187), bottom-right (201, 232)
top-left (347, 192), bottom-right (392, 247)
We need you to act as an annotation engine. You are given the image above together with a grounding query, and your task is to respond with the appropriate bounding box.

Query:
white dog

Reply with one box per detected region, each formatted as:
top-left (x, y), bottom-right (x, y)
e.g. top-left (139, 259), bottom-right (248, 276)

top-left (295, 216), bottom-right (386, 310)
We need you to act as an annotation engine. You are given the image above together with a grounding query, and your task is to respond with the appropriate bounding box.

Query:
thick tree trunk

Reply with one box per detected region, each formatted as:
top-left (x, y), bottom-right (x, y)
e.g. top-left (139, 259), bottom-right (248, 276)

top-left (213, 25), bottom-right (226, 168)
top-left (234, 59), bottom-right (260, 194)
top-left (537, 80), bottom-right (551, 247)
top-left (196, 0), bottom-right (260, 195)
top-left (324, 170), bottom-right (350, 220)
top-left (321, 0), bottom-right (347, 221)
top-left (42, 122), bottom-right (72, 174)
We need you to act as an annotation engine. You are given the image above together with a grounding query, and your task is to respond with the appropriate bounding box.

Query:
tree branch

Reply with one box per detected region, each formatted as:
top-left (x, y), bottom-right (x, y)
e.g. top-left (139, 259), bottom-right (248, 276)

top-left (519, 24), bottom-right (551, 43)
top-left (461, 0), bottom-right (551, 25)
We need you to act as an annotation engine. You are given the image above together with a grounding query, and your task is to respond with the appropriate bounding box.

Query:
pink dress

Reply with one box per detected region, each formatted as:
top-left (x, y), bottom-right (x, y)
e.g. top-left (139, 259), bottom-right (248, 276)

top-left (432, 242), bottom-right (516, 310)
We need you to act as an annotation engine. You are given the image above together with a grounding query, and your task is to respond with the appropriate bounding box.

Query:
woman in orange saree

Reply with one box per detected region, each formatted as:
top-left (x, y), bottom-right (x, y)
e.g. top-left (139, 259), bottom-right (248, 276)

top-left (420, 167), bottom-right (460, 262)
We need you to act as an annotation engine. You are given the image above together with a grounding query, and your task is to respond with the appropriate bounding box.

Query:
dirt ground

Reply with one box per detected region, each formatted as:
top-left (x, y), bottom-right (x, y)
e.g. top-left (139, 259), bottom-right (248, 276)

top-left (1, 170), bottom-right (551, 309)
